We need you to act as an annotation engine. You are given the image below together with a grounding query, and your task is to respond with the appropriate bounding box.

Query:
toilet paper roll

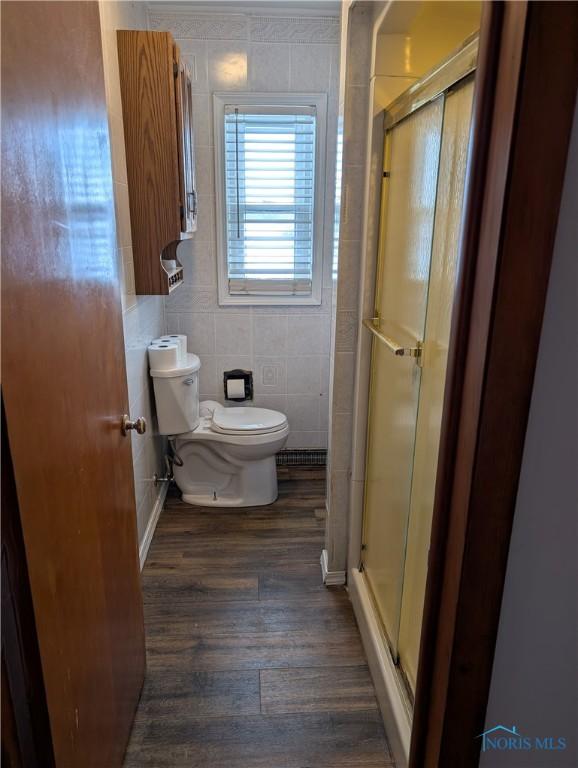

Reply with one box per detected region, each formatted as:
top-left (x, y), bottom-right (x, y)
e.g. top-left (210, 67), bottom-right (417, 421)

top-left (226, 378), bottom-right (246, 399)
top-left (154, 334), bottom-right (187, 363)
top-left (148, 342), bottom-right (179, 371)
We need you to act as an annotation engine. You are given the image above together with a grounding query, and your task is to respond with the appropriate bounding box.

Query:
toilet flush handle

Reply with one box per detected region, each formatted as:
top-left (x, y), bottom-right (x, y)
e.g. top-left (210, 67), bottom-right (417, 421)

top-left (121, 415), bottom-right (147, 436)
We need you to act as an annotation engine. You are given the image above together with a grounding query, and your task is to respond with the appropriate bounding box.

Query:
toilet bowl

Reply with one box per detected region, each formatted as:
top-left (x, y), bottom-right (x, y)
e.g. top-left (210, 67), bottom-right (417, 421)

top-left (148, 343), bottom-right (289, 507)
top-left (173, 402), bottom-right (289, 507)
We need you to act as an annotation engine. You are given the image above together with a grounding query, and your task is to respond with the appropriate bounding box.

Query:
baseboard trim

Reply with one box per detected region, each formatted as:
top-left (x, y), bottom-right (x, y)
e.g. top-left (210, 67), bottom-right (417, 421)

top-left (349, 567), bottom-right (412, 768)
top-left (320, 549), bottom-right (347, 586)
top-left (139, 483), bottom-right (168, 571)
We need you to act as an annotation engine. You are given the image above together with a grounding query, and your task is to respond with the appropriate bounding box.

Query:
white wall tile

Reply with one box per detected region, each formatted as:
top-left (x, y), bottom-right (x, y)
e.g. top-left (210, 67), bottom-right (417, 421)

top-left (340, 164), bottom-right (365, 241)
top-left (179, 312), bottom-right (216, 355)
top-left (177, 239), bottom-right (216, 287)
top-left (179, 40), bottom-right (209, 92)
top-left (326, 469), bottom-right (349, 569)
top-left (286, 430), bottom-right (328, 449)
top-left (198, 354), bottom-right (217, 395)
top-left (335, 240), bottom-right (362, 310)
top-left (344, 85), bottom-right (369, 166)
top-left (331, 412), bottom-right (353, 471)
top-left (321, 354), bottom-right (331, 394)
top-left (195, 195), bottom-right (216, 242)
top-left (345, 4), bottom-right (372, 86)
top-left (208, 40), bottom-right (248, 91)
top-left (250, 43), bottom-right (290, 91)
top-left (319, 393), bottom-right (330, 430)
top-left (193, 148), bottom-right (216, 200)
top-left (287, 356), bottom-right (322, 395)
top-left (253, 393), bottom-right (288, 412)
top-left (286, 394), bottom-right (321, 431)
top-left (254, 357), bottom-right (287, 395)
top-left (253, 315), bottom-right (288, 356)
top-left (332, 352), bottom-right (356, 412)
top-left (290, 43), bottom-right (331, 91)
top-left (286, 316), bottom-right (331, 355)
top-left (215, 314), bottom-right (251, 355)
top-left (191, 93), bottom-right (213, 147)
top-left (166, 285), bottom-right (217, 313)
top-left (165, 312), bottom-right (180, 334)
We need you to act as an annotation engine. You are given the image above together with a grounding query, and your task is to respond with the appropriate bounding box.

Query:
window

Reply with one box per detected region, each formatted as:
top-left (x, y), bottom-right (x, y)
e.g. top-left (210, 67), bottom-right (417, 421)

top-left (214, 94), bottom-right (327, 305)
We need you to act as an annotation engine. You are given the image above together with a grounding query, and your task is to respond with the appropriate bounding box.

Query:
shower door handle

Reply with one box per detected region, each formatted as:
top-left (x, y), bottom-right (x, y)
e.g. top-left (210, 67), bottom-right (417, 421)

top-left (362, 318), bottom-right (422, 361)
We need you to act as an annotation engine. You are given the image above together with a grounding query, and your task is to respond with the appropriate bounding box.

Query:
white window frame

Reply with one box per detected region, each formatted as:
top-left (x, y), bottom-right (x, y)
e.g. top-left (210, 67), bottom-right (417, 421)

top-left (213, 92), bottom-right (327, 306)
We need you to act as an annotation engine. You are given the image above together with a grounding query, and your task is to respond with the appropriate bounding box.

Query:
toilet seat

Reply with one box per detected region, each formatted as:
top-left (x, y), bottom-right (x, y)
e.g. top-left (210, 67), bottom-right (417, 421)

top-left (211, 406), bottom-right (287, 436)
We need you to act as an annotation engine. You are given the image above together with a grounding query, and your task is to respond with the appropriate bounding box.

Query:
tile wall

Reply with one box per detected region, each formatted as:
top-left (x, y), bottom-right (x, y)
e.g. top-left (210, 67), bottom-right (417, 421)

top-left (325, 3), bottom-right (374, 573)
top-left (147, 6), bottom-right (341, 449)
top-left (99, 0), bottom-right (167, 552)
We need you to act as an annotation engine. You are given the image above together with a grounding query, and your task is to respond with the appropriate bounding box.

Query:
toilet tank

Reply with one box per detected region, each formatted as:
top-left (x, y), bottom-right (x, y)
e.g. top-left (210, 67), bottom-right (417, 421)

top-left (150, 353), bottom-right (201, 435)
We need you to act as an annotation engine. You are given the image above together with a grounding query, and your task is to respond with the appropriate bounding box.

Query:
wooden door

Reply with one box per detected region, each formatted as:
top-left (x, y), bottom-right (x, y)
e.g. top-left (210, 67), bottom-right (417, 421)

top-left (1, 3), bottom-right (145, 766)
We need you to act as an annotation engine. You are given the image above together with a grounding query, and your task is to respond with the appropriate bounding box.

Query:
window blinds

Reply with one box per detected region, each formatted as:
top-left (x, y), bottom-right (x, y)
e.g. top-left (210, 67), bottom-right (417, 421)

top-left (223, 104), bottom-right (317, 296)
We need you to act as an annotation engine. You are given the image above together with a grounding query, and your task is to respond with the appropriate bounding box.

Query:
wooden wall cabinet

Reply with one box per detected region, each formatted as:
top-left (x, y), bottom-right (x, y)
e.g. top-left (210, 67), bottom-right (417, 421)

top-left (117, 30), bottom-right (198, 295)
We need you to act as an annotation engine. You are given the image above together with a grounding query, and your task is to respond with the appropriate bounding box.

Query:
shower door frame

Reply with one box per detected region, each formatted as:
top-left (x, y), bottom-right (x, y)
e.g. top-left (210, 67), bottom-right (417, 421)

top-left (409, 2), bottom-right (578, 766)
top-left (361, 32), bottom-right (479, 671)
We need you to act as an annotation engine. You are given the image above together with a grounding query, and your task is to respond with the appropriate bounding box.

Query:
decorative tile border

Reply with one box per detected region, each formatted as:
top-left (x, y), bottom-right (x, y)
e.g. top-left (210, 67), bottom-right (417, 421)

top-left (147, 11), bottom-right (339, 44)
top-left (335, 310), bottom-right (359, 352)
top-left (250, 16), bottom-right (339, 44)
top-left (148, 12), bottom-right (248, 40)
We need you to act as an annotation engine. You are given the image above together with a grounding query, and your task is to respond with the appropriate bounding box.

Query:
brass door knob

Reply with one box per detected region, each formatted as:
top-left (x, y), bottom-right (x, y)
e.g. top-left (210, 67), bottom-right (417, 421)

top-left (121, 415), bottom-right (147, 436)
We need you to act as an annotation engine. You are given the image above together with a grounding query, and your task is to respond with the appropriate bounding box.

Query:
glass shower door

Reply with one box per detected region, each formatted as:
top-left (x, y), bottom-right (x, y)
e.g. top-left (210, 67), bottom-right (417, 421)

top-left (397, 77), bottom-right (475, 692)
top-left (362, 96), bottom-right (444, 659)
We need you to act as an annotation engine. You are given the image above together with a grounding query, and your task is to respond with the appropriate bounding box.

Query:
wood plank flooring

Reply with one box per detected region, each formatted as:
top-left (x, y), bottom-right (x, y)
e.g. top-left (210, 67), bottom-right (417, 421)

top-left (124, 467), bottom-right (394, 767)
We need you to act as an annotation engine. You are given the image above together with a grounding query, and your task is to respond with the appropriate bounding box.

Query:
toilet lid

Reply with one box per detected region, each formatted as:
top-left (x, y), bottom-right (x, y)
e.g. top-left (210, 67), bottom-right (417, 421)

top-left (211, 406), bottom-right (287, 435)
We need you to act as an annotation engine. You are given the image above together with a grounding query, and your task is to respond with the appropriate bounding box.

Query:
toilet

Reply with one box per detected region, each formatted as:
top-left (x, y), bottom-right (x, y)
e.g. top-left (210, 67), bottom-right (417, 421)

top-left (149, 345), bottom-right (289, 507)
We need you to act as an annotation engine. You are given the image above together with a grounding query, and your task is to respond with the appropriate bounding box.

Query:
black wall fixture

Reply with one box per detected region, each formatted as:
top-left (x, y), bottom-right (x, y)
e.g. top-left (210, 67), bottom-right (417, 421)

top-left (223, 369), bottom-right (253, 402)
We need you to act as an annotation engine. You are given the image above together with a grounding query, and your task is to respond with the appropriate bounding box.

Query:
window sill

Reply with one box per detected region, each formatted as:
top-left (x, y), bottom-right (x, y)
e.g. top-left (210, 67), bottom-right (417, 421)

top-left (217, 293), bottom-right (323, 308)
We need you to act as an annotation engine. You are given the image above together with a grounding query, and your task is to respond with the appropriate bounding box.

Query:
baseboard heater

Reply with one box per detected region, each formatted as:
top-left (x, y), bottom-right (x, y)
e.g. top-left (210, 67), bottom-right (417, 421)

top-left (276, 449), bottom-right (327, 466)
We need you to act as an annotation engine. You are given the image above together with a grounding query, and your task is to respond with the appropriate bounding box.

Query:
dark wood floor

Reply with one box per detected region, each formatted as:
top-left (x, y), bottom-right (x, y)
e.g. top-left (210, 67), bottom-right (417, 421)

top-left (124, 467), bottom-right (394, 767)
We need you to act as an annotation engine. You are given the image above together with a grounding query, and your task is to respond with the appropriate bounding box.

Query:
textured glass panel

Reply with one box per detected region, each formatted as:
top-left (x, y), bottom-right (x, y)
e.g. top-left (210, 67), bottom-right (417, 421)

top-left (363, 96), bottom-right (444, 658)
top-left (398, 78), bottom-right (475, 692)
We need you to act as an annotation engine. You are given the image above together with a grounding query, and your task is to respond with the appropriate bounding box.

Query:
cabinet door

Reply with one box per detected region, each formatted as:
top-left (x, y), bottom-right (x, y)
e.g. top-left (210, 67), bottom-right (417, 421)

top-left (174, 51), bottom-right (197, 234)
